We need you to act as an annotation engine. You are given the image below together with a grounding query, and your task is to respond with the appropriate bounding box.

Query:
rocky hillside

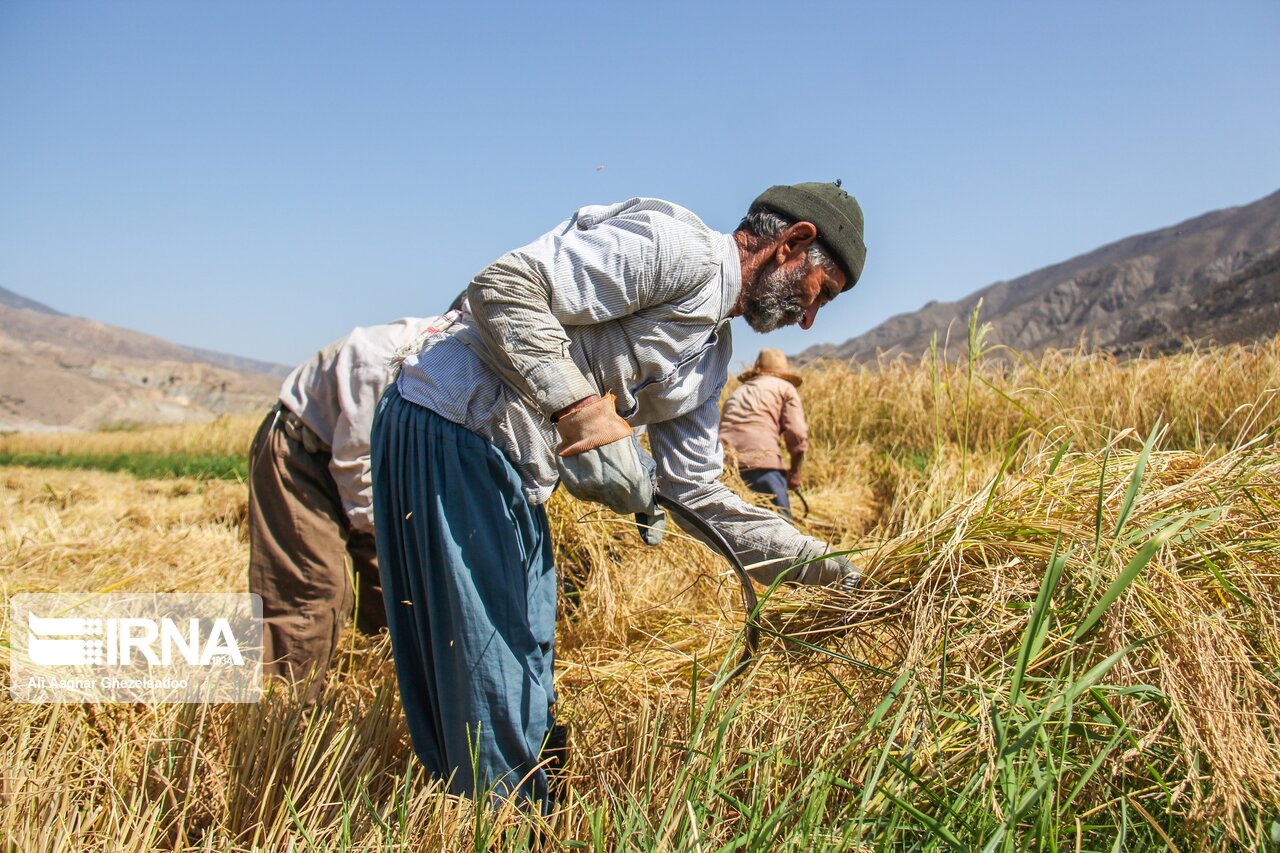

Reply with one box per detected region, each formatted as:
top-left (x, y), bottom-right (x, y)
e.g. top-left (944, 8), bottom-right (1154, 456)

top-left (801, 188), bottom-right (1280, 364)
top-left (0, 287), bottom-right (288, 431)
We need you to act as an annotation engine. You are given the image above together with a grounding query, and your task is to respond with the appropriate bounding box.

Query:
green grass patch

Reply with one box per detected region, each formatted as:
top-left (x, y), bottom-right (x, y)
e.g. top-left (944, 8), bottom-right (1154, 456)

top-left (898, 449), bottom-right (932, 474)
top-left (0, 451), bottom-right (248, 481)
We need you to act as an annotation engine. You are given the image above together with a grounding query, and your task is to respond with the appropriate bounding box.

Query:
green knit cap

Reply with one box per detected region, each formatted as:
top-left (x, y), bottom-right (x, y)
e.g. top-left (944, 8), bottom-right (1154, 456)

top-left (749, 181), bottom-right (866, 291)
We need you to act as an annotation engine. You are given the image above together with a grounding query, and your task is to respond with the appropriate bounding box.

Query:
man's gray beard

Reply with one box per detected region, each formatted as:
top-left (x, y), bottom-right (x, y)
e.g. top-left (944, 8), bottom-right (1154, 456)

top-left (744, 262), bottom-right (808, 332)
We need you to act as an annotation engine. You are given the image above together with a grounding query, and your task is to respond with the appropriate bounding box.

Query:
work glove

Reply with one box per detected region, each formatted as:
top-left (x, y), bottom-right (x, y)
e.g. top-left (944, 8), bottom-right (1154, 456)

top-left (793, 541), bottom-right (863, 587)
top-left (635, 507), bottom-right (667, 546)
top-left (555, 393), bottom-right (658, 516)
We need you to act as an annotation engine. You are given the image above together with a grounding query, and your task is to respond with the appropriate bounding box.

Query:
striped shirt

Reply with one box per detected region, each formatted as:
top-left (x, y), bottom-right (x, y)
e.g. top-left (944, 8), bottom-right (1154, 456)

top-left (397, 198), bottom-right (826, 578)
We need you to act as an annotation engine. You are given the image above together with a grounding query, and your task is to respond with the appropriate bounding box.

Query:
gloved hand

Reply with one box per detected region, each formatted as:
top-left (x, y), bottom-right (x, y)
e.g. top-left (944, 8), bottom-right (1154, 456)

top-left (836, 568), bottom-right (861, 594)
top-left (555, 393), bottom-right (657, 516)
top-left (635, 507), bottom-right (667, 546)
top-left (793, 541), bottom-right (862, 587)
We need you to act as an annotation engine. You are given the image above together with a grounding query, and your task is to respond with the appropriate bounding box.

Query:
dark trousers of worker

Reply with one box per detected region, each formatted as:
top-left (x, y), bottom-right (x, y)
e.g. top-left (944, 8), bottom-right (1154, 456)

top-left (740, 467), bottom-right (793, 519)
top-left (371, 385), bottom-right (557, 808)
top-left (248, 406), bottom-right (387, 703)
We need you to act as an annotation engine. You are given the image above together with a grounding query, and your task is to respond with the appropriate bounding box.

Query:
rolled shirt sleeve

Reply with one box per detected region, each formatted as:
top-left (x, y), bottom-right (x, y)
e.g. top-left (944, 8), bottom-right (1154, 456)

top-left (649, 393), bottom-right (830, 584)
top-left (466, 202), bottom-right (719, 418)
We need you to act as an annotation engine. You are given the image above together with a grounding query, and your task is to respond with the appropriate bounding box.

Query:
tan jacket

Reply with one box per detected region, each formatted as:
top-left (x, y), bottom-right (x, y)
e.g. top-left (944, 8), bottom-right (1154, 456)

top-left (718, 374), bottom-right (808, 471)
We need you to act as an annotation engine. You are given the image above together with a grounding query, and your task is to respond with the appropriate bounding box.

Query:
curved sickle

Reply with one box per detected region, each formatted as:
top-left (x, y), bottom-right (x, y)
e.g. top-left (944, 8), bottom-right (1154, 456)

top-left (653, 492), bottom-right (759, 688)
top-left (791, 487), bottom-right (812, 519)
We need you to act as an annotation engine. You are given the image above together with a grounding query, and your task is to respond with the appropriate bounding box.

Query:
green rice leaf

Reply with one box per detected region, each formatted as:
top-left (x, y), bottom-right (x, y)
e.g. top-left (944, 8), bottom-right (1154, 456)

top-left (1112, 420), bottom-right (1161, 540)
top-left (1010, 538), bottom-right (1070, 705)
top-left (1076, 511), bottom-right (1221, 640)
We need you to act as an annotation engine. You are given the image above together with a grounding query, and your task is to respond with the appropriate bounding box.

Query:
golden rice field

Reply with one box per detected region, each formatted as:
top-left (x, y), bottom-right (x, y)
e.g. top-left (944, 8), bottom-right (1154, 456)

top-left (4, 330), bottom-right (1280, 851)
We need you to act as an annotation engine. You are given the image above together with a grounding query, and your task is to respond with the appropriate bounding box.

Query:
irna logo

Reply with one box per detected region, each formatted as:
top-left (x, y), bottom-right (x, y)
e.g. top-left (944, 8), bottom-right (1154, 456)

top-left (27, 612), bottom-right (245, 667)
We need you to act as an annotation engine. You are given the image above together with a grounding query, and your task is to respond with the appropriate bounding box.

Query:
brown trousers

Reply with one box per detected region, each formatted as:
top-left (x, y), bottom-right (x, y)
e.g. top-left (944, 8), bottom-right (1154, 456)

top-left (247, 406), bottom-right (386, 701)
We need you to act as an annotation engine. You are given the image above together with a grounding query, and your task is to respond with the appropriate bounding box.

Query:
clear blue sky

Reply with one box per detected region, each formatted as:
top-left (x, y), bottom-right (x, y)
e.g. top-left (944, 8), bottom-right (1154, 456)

top-left (2, 1), bottom-right (1278, 369)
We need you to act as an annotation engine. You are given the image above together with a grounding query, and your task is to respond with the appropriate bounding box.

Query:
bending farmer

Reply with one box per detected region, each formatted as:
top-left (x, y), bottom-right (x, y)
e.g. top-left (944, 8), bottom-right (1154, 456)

top-left (248, 312), bottom-right (455, 702)
top-left (719, 348), bottom-right (809, 519)
top-left (371, 182), bottom-right (868, 807)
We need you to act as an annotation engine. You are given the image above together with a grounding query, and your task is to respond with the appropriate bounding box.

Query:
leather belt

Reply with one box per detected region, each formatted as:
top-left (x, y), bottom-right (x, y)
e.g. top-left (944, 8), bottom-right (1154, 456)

top-left (276, 404), bottom-right (331, 454)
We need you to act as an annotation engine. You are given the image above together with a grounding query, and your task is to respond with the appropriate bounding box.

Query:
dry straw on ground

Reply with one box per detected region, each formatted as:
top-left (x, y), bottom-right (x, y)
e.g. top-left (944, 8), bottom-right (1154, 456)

top-left (4, 335), bottom-right (1280, 850)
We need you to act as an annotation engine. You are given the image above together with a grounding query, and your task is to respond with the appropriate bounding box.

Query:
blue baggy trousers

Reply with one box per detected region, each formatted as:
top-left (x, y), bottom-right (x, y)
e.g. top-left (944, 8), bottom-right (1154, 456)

top-left (371, 385), bottom-right (556, 806)
top-left (740, 467), bottom-right (793, 519)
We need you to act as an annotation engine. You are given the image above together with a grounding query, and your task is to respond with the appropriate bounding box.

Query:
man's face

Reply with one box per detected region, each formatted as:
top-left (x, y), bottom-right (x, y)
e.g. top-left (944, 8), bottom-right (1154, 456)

top-left (741, 250), bottom-right (847, 333)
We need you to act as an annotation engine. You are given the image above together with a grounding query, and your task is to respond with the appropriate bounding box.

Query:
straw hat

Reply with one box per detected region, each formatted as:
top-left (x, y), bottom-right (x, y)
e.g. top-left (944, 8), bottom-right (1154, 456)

top-left (738, 349), bottom-right (802, 388)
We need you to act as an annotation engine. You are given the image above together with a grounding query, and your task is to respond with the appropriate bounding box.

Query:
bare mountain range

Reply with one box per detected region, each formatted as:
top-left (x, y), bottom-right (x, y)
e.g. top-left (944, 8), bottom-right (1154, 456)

top-left (799, 188), bottom-right (1280, 364)
top-left (6, 188), bottom-right (1279, 430)
top-left (0, 287), bottom-right (289, 432)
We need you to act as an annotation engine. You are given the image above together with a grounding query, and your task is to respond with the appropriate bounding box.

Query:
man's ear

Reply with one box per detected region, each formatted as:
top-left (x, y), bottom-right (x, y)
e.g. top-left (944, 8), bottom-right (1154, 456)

top-left (776, 221), bottom-right (819, 264)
